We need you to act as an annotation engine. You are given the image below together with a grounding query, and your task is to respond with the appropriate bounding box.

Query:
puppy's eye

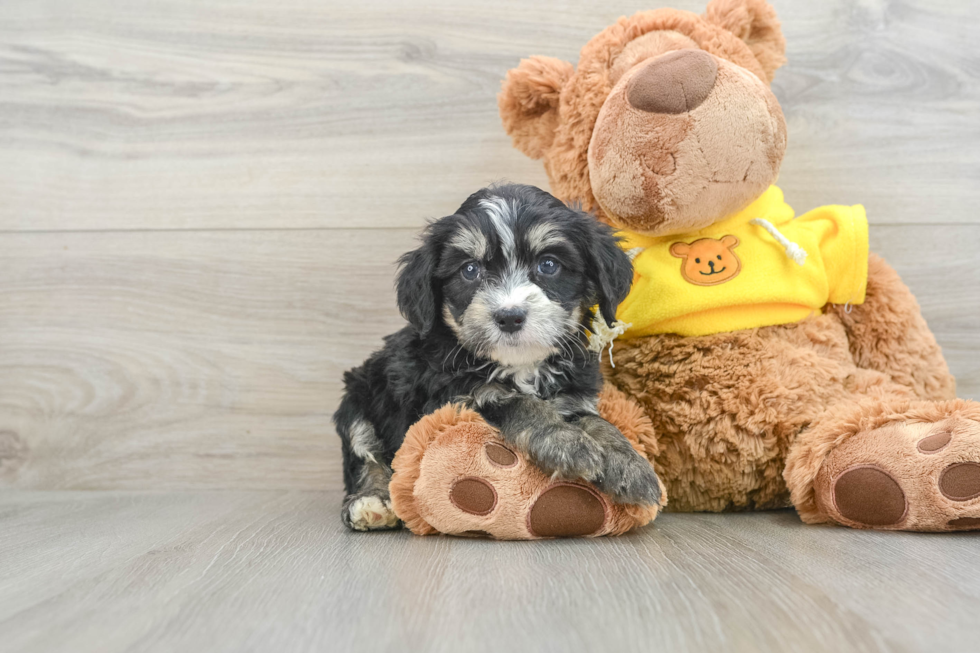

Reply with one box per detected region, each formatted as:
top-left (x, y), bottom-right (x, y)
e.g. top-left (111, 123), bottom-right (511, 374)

top-left (537, 257), bottom-right (560, 276)
top-left (460, 261), bottom-right (481, 281)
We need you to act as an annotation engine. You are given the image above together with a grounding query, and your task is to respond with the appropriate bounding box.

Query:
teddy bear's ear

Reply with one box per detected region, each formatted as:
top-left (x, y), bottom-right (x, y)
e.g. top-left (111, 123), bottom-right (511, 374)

top-left (721, 235), bottom-right (740, 249)
top-left (498, 56), bottom-right (574, 159)
top-left (669, 242), bottom-right (691, 258)
top-left (703, 0), bottom-right (786, 83)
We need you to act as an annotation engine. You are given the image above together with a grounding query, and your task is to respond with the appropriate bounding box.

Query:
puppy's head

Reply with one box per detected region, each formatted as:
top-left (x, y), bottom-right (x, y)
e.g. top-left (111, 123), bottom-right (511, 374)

top-left (397, 184), bottom-right (633, 367)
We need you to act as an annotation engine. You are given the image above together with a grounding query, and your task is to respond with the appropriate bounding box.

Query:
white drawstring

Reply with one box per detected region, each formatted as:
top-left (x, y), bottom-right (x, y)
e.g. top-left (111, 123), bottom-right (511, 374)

top-left (750, 218), bottom-right (808, 266)
top-left (587, 309), bottom-right (631, 368)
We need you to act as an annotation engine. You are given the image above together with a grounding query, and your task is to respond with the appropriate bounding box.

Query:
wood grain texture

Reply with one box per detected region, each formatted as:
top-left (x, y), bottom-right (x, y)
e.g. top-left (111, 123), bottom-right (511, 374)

top-left (0, 226), bottom-right (976, 490)
top-left (0, 229), bottom-right (412, 490)
top-left (1, 490), bottom-right (979, 653)
top-left (0, 0), bottom-right (978, 231)
top-left (0, 0), bottom-right (978, 491)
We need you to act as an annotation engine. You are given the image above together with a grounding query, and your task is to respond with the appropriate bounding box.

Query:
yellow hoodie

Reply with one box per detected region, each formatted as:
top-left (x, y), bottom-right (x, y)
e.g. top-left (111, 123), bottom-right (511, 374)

top-left (617, 186), bottom-right (869, 338)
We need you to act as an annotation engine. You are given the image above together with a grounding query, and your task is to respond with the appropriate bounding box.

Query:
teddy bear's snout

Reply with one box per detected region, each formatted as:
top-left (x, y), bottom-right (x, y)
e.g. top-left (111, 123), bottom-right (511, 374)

top-left (586, 37), bottom-right (786, 236)
top-left (626, 49), bottom-right (718, 114)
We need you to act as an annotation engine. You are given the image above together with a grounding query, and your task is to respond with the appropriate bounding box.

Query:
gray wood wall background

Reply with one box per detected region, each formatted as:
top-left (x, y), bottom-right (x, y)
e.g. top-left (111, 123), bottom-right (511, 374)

top-left (1, 0), bottom-right (977, 493)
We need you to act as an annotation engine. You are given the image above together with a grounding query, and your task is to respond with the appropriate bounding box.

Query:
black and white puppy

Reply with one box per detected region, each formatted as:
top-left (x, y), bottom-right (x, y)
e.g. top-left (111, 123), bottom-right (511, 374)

top-left (333, 184), bottom-right (662, 531)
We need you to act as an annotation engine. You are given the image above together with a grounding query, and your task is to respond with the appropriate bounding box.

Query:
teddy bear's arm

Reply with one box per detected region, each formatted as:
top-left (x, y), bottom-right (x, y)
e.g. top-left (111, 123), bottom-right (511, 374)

top-left (826, 253), bottom-right (956, 401)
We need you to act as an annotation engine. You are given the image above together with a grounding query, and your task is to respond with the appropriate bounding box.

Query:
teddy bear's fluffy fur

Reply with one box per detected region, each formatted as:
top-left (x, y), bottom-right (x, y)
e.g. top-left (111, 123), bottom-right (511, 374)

top-left (606, 255), bottom-right (956, 514)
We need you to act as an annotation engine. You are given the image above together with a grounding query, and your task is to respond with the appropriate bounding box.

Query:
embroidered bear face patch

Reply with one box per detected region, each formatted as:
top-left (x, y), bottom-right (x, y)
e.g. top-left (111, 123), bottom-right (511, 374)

top-left (669, 235), bottom-right (741, 286)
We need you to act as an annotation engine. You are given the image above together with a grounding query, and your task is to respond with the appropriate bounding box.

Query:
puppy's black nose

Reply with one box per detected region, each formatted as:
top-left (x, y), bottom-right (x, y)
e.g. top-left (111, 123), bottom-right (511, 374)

top-left (494, 308), bottom-right (526, 334)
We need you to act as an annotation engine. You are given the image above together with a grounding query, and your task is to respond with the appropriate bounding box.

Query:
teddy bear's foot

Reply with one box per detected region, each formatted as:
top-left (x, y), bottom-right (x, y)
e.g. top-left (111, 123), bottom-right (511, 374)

top-left (389, 405), bottom-right (661, 539)
top-left (810, 400), bottom-right (980, 531)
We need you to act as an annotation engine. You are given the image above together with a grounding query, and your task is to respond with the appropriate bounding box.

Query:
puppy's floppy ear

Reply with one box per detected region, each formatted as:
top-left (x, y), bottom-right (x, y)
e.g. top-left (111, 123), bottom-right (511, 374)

top-left (584, 218), bottom-right (634, 328)
top-left (396, 234), bottom-right (440, 337)
top-left (498, 56), bottom-right (574, 159)
top-left (704, 0), bottom-right (786, 83)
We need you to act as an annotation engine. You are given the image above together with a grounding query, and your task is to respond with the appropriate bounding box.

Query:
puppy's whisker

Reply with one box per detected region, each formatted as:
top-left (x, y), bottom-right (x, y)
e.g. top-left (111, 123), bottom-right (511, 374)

top-left (441, 344), bottom-right (458, 370)
top-left (451, 344), bottom-right (466, 369)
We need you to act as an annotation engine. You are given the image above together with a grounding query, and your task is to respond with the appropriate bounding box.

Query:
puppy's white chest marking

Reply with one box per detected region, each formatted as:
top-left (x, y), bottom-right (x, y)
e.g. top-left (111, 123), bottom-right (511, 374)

top-left (510, 366), bottom-right (541, 396)
top-left (490, 360), bottom-right (566, 397)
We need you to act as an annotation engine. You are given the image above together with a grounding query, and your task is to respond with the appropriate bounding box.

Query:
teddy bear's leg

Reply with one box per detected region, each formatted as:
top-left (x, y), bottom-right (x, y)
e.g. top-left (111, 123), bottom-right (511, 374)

top-left (785, 394), bottom-right (980, 531)
top-left (826, 254), bottom-right (956, 401)
top-left (389, 388), bottom-right (663, 539)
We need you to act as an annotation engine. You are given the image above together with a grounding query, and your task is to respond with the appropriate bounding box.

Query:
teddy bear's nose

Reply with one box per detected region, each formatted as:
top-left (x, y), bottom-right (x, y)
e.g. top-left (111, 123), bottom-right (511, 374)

top-left (626, 49), bottom-right (718, 114)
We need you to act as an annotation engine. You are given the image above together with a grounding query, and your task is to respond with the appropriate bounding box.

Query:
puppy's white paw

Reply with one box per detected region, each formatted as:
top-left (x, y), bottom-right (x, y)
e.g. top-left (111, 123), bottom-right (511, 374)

top-left (345, 495), bottom-right (400, 531)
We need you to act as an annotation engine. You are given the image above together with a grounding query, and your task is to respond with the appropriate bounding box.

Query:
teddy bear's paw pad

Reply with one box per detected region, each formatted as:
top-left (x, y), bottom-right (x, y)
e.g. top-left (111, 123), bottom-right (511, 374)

top-left (939, 463), bottom-right (980, 501)
top-left (485, 442), bottom-right (518, 467)
top-left (917, 430), bottom-right (952, 454)
top-left (449, 477), bottom-right (498, 515)
top-left (832, 465), bottom-right (908, 527)
top-left (527, 483), bottom-right (608, 538)
top-left (948, 517), bottom-right (980, 529)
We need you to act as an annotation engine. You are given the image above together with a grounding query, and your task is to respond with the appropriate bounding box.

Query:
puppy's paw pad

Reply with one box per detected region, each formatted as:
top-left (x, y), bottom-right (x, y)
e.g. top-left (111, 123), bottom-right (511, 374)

top-left (832, 465), bottom-right (907, 527)
top-left (346, 496), bottom-right (400, 531)
top-left (527, 483), bottom-right (607, 538)
top-left (939, 462), bottom-right (980, 501)
top-left (449, 477), bottom-right (498, 515)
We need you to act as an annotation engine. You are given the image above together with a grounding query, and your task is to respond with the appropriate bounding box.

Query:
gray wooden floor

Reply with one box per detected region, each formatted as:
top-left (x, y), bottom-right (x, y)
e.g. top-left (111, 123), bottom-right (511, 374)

top-left (1, 0), bottom-right (980, 651)
top-left (2, 490), bottom-right (980, 653)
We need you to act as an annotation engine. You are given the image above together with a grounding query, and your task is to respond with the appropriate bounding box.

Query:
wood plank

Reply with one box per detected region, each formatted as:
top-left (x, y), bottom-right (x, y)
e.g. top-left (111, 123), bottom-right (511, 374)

top-left (870, 225), bottom-right (980, 398)
top-left (1, 490), bottom-right (979, 653)
top-left (0, 229), bottom-right (413, 491)
top-left (0, 225), bottom-right (976, 491)
top-left (0, 0), bottom-right (978, 232)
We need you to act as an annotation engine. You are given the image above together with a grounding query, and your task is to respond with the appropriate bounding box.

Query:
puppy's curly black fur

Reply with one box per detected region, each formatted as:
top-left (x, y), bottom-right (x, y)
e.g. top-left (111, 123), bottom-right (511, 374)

top-left (334, 184), bottom-right (662, 531)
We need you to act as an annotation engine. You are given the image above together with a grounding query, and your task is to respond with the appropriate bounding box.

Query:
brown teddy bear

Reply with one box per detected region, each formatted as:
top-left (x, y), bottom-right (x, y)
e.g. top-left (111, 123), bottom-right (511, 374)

top-left (390, 0), bottom-right (980, 536)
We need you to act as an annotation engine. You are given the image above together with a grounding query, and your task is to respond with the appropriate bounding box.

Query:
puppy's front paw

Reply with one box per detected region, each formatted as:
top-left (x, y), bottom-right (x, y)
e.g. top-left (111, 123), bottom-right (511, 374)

top-left (597, 447), bottom-right (663, 506)
top-left (529, 424), bottom-right (604, 483)
top-left (342, 494), bottom-right (401, 531)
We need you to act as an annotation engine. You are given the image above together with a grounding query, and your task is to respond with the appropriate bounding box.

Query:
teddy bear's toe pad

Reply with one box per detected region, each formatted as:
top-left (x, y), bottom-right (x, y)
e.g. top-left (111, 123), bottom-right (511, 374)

top-left (917, 430), bottom-right (952, 453)
top-left (815, 414), bottom-right (980, 531)
top-left (939, 462), bottom-right (980, 501)
top-left (485, 442), bottom-right (518, 467)
top-left (832, 466), bottom-right (907, 527)
top-left (948, 517), bottom-right (980, 528)
top-left (449, 477), bottom-right (497, 515)
top-left (527, 484), bottom-right (606, 537)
